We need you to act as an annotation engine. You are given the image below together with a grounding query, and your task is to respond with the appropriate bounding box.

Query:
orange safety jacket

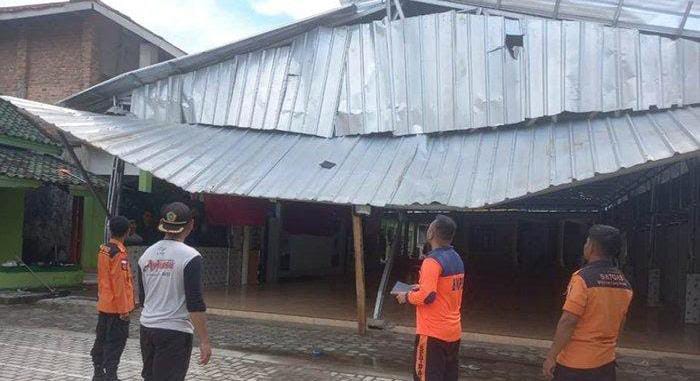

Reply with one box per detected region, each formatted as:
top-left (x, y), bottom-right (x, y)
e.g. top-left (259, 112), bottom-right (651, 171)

top-left (407, 246), bottom-right (465, 343)
top-left (96, 239), bottom-right (135, 314)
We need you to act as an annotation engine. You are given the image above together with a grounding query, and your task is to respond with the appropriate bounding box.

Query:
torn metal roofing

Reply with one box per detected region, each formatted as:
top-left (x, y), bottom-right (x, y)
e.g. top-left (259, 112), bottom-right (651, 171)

top-left (131, 27), bottom-right (350, 137)
top-left (6, 96), bottom-right (700, 210)
top-left (337, 12), bottom-right (700, 135)
top-left (408, 0), bottom-right (700, 38)
top-left (129, 11), bottom-right (700, 137)
top-left (59, 2), bottom-right (378, 111)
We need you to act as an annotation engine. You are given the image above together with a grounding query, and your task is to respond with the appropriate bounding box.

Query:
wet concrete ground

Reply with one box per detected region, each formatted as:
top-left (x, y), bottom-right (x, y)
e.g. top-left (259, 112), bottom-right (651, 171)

top-left (0, 298), bottom-right (698, 380)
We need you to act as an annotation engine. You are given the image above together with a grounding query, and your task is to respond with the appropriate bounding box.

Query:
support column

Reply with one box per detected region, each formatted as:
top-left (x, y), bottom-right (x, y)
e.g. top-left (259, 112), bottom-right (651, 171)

top-left (352, 208), bottom-right (368, 335)
top-left (371, 216), bottom-right (402, 324)
top-left (241, 226), bottom-right (252, 286)
top-left (557, 220), bottom-right (566, 268)
top-left (266, 202), bottom-right (282, 284)
top-left (104, 157), bottom-right (125, 242)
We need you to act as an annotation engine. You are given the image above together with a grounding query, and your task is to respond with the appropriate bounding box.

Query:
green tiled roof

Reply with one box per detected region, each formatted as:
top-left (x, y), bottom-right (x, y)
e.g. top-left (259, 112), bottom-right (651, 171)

top-left (0, 145), bottom-right (105, 187)
top-left (0, 98), bottom-right (59, 146)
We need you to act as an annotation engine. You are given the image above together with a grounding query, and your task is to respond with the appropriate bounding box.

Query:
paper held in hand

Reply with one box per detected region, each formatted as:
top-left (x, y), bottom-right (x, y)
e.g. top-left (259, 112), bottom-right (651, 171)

top-left (391, 281), bottom-right (414, 295)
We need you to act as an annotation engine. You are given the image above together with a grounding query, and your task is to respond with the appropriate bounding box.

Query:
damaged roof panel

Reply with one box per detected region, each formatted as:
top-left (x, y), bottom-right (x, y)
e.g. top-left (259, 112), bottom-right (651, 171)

top-left (6, 96), bottom-right (700, 210)
top-left (130, 11), bottom-right (700, 138)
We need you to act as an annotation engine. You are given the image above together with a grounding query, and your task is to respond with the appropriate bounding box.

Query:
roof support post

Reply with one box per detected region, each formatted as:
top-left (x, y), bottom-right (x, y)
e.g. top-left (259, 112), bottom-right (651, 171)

top-left (393, 0), bottom-right (405, 20)
top-left (678, 1), bottom-right (694, 36)
top-left (553, 0), bottom-right (562, 18)
top-left (370, 212), bottom-right (404, 326)
top-left (647, 178), bottom-right (660, 307)
top-left (689, 159), bottom-right (698, 272)
top-left (352, 206), bottom-right (369, 335)
top-left (55, 130), bottom-right (109, 216)
top-left (104, 156), bottom-right (124, 242)
top-left (612, 0), bottom-right (624, 26)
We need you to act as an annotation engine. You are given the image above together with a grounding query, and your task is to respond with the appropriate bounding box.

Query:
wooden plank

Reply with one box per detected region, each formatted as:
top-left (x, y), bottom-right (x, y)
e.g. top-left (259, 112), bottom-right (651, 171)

top-left (352, 211), bottom-right (367, 335)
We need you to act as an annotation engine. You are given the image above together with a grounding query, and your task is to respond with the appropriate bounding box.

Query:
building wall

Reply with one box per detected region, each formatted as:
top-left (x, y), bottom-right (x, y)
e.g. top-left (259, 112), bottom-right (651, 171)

top-left (0, 11), bottom-right (159, 103)
top-left (0, 188), bottom-right (25, 264)
top-left (0, 24), bottom-right (18, 97)
top-left (24, 13), bottom-right (88, 102)
top-left (80, 193), bottom-right (107, 271)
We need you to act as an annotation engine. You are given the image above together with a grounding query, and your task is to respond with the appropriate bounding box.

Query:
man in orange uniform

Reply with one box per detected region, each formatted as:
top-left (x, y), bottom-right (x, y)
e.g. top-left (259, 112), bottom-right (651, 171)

top-left (396, 215), bottom-right (465, 381)
top-left (90, 216), bottom-right (135, 381)
top-left (543, 224), bottom-right (633, 381)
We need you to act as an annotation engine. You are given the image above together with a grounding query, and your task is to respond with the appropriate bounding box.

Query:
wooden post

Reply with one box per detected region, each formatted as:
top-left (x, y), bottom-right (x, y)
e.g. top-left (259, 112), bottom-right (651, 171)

top-left (352, 210), bottom-right (367, 335)
top-left (241, 226), bottom-right (251, 285)
top-left (557, 220), bottom-right (566, 268)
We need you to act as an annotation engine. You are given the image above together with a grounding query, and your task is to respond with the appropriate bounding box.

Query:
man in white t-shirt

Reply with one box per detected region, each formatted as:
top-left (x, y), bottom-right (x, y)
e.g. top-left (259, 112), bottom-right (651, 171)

top-left (137, 202), bottom-right (211, 381)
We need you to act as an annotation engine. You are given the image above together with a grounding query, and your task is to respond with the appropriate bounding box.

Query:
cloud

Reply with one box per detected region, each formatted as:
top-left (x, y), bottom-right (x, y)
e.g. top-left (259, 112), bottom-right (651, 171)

top-left (99, 0), bottom-right (264, 54)
top-left (251, 0), bottom-right (341, 20)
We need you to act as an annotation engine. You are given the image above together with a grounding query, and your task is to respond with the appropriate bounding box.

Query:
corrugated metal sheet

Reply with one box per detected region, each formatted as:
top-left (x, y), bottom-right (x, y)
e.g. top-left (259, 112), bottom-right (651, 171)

top-left (61, 1), bottom-right (700, 113)
top-left (59, 3), bottom-right (372, 111)
top-left (419, 0), bottom-right (700, 38)
top-left (7, 96), bottom-right (700, 209)
top-left (131, 27), bottom-right (351, 138)
top-left (131, 12), bottom-right (700, 137)
top-left (337, 12), bottom-right (700, 135)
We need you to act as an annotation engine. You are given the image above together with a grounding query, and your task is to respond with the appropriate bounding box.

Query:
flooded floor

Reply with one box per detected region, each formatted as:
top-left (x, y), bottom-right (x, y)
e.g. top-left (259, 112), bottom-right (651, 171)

top-left (205, 274), bottom-right (700, 355)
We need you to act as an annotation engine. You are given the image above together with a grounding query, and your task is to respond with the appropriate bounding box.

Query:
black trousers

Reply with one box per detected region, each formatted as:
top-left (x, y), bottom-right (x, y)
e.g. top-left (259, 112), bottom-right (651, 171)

top-left (553, 362), bottom-right (616, 381)
top-left (413, 335), bottom-right (460, 381)
top-left (90, 312), bottom-right (129, 380)
top-left (140, 325), bottom-right (193, 381)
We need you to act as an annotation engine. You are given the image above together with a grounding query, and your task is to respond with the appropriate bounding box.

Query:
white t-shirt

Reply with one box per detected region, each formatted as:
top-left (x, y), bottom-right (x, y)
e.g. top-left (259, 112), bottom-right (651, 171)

top-left (138, 240), bottom-right (203, 334)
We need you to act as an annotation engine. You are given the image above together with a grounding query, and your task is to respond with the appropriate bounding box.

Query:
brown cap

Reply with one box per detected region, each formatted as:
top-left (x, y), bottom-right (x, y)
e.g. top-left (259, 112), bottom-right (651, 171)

top-left (158, 202), bottom-right (192, 234)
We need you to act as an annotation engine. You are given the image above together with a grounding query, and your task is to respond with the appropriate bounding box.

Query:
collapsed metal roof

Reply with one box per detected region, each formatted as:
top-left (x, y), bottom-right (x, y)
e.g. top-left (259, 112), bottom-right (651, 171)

top-left (6, 96), bottom-right (700, 210)
top-left (61, 0), bottom-right (700, 114)
top-left (419, 0), bottom-right (700, 38)
top-left (101, 10), bottom-right (700, 138)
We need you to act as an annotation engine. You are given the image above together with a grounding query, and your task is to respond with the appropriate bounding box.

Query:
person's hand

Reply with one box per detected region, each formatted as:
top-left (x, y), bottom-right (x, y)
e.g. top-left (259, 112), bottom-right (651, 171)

top-left (542, 355), bottom-right (556, 379)
top-left (395, 292), bottom-right (408, 304)
top-left (199, 340), bottom-right (212, 365)
top-left (119, 313), bottom-right (130, 321)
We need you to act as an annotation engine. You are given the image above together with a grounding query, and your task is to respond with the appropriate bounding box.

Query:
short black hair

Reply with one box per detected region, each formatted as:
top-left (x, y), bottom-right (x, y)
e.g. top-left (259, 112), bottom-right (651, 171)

top-left (109, 216), bottom-right (130, 238)
top-left (587, 224), bottom-right (622, 259)
top-left (433, 215), bottom-right (457, 242)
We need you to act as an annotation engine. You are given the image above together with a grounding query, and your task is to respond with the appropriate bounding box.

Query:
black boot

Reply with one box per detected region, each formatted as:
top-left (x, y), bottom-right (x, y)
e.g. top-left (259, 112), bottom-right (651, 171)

top-left (104, 368), bottom-right (120, 381)
top-left (92, 366), bottom-right (105, 381)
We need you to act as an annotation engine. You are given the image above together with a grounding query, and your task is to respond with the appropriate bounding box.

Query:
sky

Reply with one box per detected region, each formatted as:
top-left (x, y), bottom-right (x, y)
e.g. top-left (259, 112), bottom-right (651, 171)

top-left (0, 0), bottom-right (343, 54)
